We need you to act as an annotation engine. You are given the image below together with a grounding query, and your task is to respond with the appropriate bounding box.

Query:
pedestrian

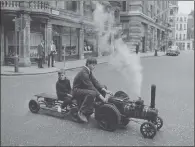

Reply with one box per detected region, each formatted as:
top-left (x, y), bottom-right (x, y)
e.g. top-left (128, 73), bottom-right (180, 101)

top-left (72, 57), bottom-right (113, 123)
top-left (136, 42), bottom-right (139, 54)
top-left (37, 40), bottom-right (44, 68)
top-left (56, 69), bottom-right (72, 112)
top-left (48, 40), bottom-right (56, 67)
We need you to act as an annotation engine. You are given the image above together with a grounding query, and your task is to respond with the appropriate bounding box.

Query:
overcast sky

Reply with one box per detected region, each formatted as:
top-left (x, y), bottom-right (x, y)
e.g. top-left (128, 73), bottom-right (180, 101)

top-left (178, 1), bottom-right (194, 14)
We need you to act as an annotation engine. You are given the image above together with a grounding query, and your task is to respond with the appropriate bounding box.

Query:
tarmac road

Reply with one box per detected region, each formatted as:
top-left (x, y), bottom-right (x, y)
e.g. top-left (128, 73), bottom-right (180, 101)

top-left (1, 50), bottom-right (194, 146)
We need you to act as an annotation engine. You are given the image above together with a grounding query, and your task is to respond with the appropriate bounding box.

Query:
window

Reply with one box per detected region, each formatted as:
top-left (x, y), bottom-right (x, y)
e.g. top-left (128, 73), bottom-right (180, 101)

top-left (176, 34), bottom-right (178, 40)
top-left (179, 34), bottom-right (182, 40)
top-left (183, 34), bottom-right (185, 40)
top-left (184, 24), bottom-right (186, 30)
top-left (176, 24), bottom-right (178, 30)
top-left (180, 24), bottom-right (182, 30)
top-left (180, 17), bottom-right (183, 22)
top-left (150, 5), bottom-right (153, 18)
top-left (66, 1), bottom-right (77, 12)
top-left (184, 17), bottom-right (186, 22)
top-left (122, 1), bottom-right (126, 12)
top-left (169, 19), bottom-right (173, 23)
top-left (177, 17), bottom-right (179, 21)
top-left (170, 9), bottom-right (173, 15)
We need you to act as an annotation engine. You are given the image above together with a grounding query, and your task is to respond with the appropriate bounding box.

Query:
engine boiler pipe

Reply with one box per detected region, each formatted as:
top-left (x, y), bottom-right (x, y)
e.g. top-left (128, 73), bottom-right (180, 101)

top-left (151, 84), bottom-right (156, 108)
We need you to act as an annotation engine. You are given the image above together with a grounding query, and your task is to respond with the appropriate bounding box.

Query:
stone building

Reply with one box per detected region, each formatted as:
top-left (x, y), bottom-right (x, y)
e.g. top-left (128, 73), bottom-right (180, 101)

top-left (168, 1), bottom-right (179, 46)
top-left (0, 1), bottom-right (117, 66)
top-left (187, 10), bottom-right (194, 49)
top-left (175, 13), bottom-right (193, 50)
top-left (120, 0), bottom-right (172, 52)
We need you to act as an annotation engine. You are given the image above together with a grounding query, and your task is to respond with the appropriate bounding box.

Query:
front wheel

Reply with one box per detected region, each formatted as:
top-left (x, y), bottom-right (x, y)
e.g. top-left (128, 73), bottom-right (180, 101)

top-left (29, 99), bottom-right (40, 113)
top-left (140, 122), bottom-right (157, 139)
top-left (149, 116), bottom-right (163, 130)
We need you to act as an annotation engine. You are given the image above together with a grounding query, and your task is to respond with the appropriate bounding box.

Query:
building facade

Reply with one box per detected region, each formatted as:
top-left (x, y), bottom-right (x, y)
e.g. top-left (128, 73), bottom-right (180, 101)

top-left (175, 13), bottom-right (193, 50)
top-left (0, 1), bottom-right (118, 66)
top-left (167, 1), bottom-right (179, 46)
top-left (187, 10), bottom-right (194, 49)
top-left (119, 0), bottom-right (172, 53)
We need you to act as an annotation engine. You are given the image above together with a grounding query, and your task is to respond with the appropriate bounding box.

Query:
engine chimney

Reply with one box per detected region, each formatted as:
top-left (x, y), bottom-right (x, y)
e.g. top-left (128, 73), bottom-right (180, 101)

top-left (151, 84), bottom-right (156, 108)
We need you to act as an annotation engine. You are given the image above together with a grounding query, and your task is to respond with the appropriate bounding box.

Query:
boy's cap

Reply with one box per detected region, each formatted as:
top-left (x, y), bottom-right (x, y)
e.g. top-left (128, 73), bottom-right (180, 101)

top-left (58, 69), bottom-right (66, 74)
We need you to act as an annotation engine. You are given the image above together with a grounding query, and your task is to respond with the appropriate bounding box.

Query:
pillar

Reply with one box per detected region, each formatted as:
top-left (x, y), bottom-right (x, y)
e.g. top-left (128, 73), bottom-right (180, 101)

top-left (128, 17), bottom-right (142, 45)
top-left (95, 32), bottom-right (101, 56)
top-left (1, 25), bottom-right (5, 65)
top-left (45, 20), bottom-right (52, 57)
top-left (145, 24), bottom-right (149, 52)
top-left (78, 28), bottom-right (84, 59)
top-left (154, 28), bottom-right (157, 50)
top-left (18, 13), bottom-right (31, 67)
top-left (80, 1), bottom-right (84, 16)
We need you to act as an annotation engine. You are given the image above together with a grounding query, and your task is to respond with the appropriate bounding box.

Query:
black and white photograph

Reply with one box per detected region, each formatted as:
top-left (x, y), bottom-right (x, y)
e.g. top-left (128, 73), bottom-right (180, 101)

top-left (1, 0), bottom-right (194, 146)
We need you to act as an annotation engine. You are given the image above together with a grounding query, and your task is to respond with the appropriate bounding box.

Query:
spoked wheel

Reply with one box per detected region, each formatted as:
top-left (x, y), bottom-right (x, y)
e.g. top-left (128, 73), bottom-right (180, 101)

top-left (70, 106), bottom-right (80, 122)
top-left (149, 116), bottom-right (163, 130)
top-left (95, 104), bottom-right (121, 132)
top-left (140, 122), bottom-right (157, 139)
top-left (120, 117), bottom-right (130, 127)
top-left (29, 99), bottom-right (40, 113)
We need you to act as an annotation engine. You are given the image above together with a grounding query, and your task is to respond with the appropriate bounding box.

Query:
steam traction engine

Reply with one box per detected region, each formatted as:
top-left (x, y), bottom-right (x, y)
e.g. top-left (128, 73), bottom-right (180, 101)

top-left (94, 85), bottom-right (163, 139)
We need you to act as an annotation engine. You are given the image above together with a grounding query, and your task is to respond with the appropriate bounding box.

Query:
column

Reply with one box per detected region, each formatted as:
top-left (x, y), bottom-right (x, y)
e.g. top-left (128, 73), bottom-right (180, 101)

top-left (78, 28), bottom-right (84, 59)
top-left (1, 25), bottom-right (4, 65)
top-left (154, 28), bottom-right (157, 50)
top-left (80, 1), bottom-right (84, 16)
top-left (18, 13), bottom-right (31, 67)
top-left (128, 17), bottom-right (142, 45)
top-left (95, 32), bottom-right (101, 57)
top-left (45, 20), bottom-right (52, 57)
top-left (145, 24), bottom-right (149, 52)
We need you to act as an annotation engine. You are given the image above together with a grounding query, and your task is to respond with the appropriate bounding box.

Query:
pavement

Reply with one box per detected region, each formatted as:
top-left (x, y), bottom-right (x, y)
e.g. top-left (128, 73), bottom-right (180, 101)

top-left (1, 51), bottom-right (165, 76)
top-left (1, 50), bottom-right (194, 146)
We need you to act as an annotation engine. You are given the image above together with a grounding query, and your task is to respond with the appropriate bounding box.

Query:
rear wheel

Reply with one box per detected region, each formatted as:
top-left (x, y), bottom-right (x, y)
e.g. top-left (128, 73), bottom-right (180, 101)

top-left (120, 116), bottom-right (130, 126)
top-left (29, 99), bottom-right (40, 113)
top-left (95, 104), bottom-right (121, 132)
top-left (70, 106), bottom-right (80, 122)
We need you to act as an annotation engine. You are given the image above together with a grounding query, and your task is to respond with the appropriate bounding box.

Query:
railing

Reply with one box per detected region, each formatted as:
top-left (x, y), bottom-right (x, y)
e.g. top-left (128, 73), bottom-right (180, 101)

top-left (1, 1), bottom-right (95, 25)
top-left (1, 1), bottom-right (50, 13)
top-left (1, 1), bottom-right (20, 10)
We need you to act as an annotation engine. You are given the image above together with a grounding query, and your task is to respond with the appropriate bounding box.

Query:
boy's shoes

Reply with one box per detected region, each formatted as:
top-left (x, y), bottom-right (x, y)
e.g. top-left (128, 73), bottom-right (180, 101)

top-left (78, 111), bottom-right (88, 123)
top-left (57, 106), bottom-right (62, 112)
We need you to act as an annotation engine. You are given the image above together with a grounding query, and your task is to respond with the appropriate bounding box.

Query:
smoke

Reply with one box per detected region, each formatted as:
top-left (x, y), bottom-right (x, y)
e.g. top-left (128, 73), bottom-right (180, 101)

top-left (92, 1), bottom-right (143, 97)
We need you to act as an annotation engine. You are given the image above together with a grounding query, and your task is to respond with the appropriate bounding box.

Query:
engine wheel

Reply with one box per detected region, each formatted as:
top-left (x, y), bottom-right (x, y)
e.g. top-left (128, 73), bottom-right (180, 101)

top-left (149, 116), bottom-right (163, 130)
top-left (95, 104), bottom-right (121, 132)
top-left (29, 99), bottom-right (40, 113)
top-left (140, 122), bottom-right (157, 139)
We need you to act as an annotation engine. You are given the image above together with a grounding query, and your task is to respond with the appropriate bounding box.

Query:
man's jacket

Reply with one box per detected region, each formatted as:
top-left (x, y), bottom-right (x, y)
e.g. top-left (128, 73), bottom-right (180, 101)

top-left (73, 66), bottom-right (104, 96)
top-left (37, 44), bottom-right (44, 57)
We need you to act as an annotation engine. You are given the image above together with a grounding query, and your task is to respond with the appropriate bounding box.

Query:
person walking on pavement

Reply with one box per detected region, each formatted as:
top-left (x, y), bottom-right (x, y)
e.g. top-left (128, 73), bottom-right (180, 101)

top-left (48, 40), bottom-right (56, 67)
top-left (136, 42), bottom-right (139, 54)
top-left (37, 40), bottom-right (44, 68)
